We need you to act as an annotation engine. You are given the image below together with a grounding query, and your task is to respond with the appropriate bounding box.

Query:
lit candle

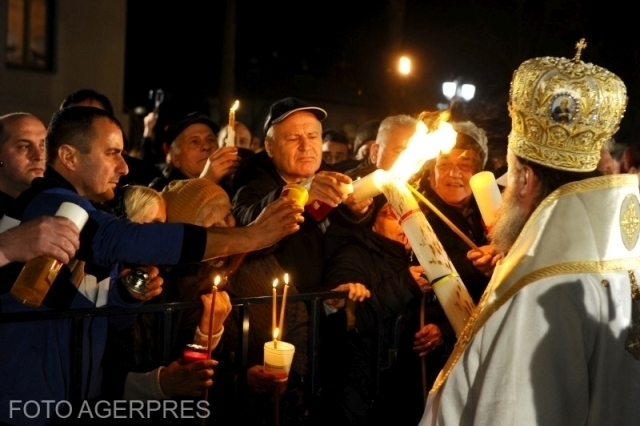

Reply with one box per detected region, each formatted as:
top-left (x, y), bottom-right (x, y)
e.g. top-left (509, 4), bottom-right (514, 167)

top-left (272, 278), bottom-right (278, 341)
top-left (205, 275), bottom-right (221, 355)
top-left (278, 273), bottom-right (290, 338)
top-left (469, 171), bottom-right (502, 231)
top-left (226, 100), bottom-right (239, 147)
top-left (273, 327), bottom-right (279, 349)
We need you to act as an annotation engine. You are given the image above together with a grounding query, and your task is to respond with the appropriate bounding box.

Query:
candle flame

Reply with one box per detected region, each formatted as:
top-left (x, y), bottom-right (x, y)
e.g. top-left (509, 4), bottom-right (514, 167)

top-left (230, 100), bottom-right (239, 112)
top-left (284, 273), bottom-right (289, 285)
top-left (388, 120), bottom-right (457, 183)
top-left (214, 275), bottom-right (221, 287)
top-left (273, 327), bottom-right (280, 340)
top-left (272, 278), bottom-right (279, 289)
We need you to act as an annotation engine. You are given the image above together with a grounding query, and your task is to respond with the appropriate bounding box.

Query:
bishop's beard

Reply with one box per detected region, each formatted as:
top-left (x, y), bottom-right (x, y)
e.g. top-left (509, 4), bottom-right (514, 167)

top-left (489, 185), bottom-right (531, 255)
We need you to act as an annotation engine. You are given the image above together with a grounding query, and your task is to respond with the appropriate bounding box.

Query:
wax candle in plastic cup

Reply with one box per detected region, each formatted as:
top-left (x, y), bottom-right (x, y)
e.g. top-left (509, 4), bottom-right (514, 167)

top-left (264, 341), bottom-right (295, 381)
top-left (10, 202), bottom-right (89, 307)
top-left (280, 183), bottom-right (309, 208)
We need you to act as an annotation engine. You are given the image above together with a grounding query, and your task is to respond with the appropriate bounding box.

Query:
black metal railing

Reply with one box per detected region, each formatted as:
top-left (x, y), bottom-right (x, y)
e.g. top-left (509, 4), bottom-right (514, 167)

top-left (0, 291), bottom-right (382, 407)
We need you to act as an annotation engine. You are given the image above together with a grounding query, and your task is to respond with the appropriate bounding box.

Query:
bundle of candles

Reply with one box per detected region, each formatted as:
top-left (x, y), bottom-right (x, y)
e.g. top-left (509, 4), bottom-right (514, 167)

top-left (272, 273), bottom-right (290, 348)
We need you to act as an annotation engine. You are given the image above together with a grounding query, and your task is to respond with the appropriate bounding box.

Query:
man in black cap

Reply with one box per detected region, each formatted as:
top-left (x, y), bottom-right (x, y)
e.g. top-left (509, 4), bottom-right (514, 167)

top-left (150, 111), bottom-right (240, 191)
top-left (232, 97), bottom-right (372, 292)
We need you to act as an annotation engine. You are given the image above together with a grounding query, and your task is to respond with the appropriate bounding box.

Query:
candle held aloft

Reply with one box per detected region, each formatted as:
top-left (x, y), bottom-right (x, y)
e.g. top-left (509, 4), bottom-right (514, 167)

top-left (469, 171), bottom-right (502, 230)
top-left (226, 100), bottom-right (239, 147)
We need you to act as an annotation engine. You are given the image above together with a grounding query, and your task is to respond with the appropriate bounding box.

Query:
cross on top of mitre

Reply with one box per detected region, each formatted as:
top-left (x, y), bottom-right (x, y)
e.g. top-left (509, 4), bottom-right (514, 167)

top-left (574, 38), bottom-right (587, 62)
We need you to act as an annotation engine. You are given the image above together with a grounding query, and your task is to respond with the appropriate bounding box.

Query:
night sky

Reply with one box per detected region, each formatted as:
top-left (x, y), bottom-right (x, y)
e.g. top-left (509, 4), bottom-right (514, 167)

top-left (124, 0), bottom-right (638, 144)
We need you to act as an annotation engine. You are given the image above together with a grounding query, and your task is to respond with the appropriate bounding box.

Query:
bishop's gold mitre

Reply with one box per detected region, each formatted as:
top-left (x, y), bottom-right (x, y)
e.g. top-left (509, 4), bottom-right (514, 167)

top-left (508, 39), bottom-right (628, 172)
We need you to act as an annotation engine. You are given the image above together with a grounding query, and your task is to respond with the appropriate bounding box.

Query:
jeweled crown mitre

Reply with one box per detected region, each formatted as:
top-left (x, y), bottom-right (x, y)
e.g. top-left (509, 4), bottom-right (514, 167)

top-left (508, 40), bottom-right (627, 172)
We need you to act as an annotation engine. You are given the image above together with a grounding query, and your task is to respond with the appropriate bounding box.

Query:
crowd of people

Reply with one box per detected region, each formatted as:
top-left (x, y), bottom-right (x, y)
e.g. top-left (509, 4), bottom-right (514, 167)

top-left (0, 43), bottom-right (639, 426)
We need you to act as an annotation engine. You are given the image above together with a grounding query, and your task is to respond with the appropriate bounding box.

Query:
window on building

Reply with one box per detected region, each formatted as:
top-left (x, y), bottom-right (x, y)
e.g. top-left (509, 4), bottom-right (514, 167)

top-left (6, 0), bottom-right (53, 70)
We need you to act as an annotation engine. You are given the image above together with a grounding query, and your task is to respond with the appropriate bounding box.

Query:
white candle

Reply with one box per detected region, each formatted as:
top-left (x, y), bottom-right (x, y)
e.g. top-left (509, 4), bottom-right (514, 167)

top-left (381, 179), bottom-right (475, 337)
top-left (226, 100), bottom-right (239, 147)
top-left (469, 171), bottom-right (502, 228)
top-left (351, 169), bottom-right (387, 203)
top-left (226, 127), bottom-right (236, 147)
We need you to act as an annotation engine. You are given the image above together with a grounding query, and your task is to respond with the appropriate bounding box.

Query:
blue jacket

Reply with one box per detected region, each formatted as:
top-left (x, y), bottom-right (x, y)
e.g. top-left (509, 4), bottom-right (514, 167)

top-left (0, 171), bottom-right (206, 425)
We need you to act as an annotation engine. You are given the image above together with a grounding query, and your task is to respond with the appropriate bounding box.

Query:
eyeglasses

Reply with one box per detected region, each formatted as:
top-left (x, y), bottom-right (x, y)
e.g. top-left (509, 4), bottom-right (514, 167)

top-left (435, 160), bottom-right (477, 173)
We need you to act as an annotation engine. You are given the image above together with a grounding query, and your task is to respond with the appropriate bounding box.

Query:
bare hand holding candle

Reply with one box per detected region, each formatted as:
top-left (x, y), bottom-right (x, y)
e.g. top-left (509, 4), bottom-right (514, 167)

top-left (304, 173), bottom-right (354, 222)
top-left (10, 202), bottom-right (89, 307)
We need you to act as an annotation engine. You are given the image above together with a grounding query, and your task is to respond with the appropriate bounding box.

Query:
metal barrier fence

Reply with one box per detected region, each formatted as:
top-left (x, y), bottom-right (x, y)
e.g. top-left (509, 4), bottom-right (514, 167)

top-left (0, 290), bottom-right (383, 410)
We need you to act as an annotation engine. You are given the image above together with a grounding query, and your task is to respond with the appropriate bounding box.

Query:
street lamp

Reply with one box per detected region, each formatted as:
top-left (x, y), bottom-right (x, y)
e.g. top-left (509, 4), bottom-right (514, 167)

top-left (398, 56), bottom-right (411, 76)
top-left (442, 80), bottom-right (475, 102)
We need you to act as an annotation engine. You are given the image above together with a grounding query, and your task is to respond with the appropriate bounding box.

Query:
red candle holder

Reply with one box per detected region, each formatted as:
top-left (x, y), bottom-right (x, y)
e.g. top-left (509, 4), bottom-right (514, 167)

top-left (182, 344), bottom-right (208, 364)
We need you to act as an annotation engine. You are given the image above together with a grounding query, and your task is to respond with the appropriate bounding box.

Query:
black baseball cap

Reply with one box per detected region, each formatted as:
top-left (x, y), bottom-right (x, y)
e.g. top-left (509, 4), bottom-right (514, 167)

top-left (263, 97), bottom-right (327, 136)
top-left (165, 111), bottom-right (220, 143)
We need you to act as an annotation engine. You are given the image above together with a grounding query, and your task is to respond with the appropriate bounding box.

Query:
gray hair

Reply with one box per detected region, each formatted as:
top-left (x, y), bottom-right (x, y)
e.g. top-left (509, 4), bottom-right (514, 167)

top-left (377, 114), bottom-right (417, 139)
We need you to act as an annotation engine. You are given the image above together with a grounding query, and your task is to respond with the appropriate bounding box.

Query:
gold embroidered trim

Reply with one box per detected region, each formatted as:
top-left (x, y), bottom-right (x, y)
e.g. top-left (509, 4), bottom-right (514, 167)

top-left (431, 256), bottom-right (640, 392)
top-left (513, 175), bottom-right (637, 249)
top-left (620, 194), bottom-right (640, 251)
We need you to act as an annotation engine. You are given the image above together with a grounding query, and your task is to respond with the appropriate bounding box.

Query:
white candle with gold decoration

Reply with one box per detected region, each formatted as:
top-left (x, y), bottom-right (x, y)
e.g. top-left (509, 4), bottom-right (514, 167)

top-left (381, 179), bottom-right (475, 337)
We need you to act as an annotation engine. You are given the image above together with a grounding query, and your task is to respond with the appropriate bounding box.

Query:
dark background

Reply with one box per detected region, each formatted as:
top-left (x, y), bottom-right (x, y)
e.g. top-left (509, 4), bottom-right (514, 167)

top-left (124, 0), bottom-right (638, 146)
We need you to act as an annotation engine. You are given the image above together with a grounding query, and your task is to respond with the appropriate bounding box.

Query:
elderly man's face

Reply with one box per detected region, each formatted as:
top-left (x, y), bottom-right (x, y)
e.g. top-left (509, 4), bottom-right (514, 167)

top-left (373, 125), bottom-right (414, 171)
top-left (171, 123), bottom-right (218, 178)
top-left (430, 148), bottom-right (480, 209)
top-left (266, 111), bottom-right (322, 182)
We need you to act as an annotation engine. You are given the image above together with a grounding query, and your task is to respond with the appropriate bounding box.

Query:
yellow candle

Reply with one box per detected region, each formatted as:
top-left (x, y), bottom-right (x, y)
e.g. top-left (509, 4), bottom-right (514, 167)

top-left (272, 278), bottom-right (278, 340)
top-left (278, 273), bottom-right (290, 337)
